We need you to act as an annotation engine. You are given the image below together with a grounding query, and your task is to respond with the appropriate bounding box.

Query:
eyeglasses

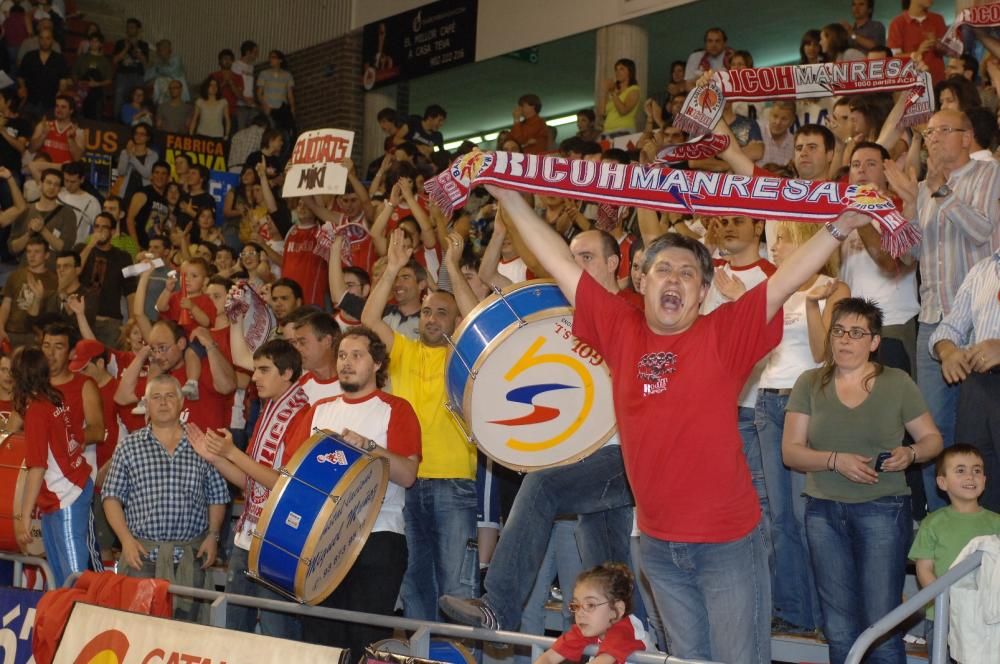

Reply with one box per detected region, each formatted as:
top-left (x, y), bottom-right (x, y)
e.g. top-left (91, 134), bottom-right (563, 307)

top-left (568, 600), bottom-right (610, 614)
top-left (831, 326), bottom-right (875, 339)
top-left (241, 249), bottom-right (258, 257)
top-left (149, 344), bottom-right (173, 355)
top-left (921, 127), bottom-right (968, 138)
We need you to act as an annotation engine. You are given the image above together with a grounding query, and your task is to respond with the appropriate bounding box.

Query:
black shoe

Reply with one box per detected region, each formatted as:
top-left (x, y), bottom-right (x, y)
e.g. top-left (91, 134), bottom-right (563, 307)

top-left (439, 595), bottom-right (500, 630)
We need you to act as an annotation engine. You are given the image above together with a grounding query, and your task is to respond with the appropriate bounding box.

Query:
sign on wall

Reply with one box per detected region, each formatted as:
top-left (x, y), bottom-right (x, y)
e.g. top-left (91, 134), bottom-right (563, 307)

top-left (361, 0), bottom-right (478, 89)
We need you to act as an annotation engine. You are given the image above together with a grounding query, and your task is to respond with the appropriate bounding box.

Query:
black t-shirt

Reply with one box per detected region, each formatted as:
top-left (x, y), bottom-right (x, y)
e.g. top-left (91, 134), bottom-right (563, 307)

top-left (132, 184), bottom-right (169, 246)
top-left (179, 191), bottom-right (216, 228)
top-left (404, 115), bottom-right (443, 151)
top-left (113, 39), bottom-right (150, 76)
top-left (80, 245), bottom-right (137, 319)
top-left (245, 151), bottom-right (285, 180)
top-left (20, 51), bottom-right (70, 107)
top-left (0, 116), bottom-right (30, 174)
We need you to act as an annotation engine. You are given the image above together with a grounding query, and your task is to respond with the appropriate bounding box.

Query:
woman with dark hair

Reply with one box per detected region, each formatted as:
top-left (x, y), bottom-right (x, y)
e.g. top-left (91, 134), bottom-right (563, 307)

top-left (189, 77), bottom-right (230, 138)
top-left (800, 30), bottom-right (823, 65)
top-left (115, 122), bottom-right (159, 194)
top-left (599, 57), bottom-right (641, 135)
top-left (13, 347), bottom-right (98, 586)
top-left (120, 86), bottom-right (154, 126)
top-left (245, 129), bottom-right (286, 188)
top-left (934, 76), bottom-right (982, 112)
top-left (821, 23), bottom-right (865, 62)
top-left (666, 60), bottom-right (687, 97)
top-left (783, 298), bottom-right (942, 664)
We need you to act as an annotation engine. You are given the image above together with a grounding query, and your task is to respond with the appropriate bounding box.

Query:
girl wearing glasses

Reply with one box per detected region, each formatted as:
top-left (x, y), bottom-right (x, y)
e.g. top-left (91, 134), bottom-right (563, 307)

top-left (782, 298), bottom-right (942, 664)
top-left (535, 563), bottom-right (648, 664)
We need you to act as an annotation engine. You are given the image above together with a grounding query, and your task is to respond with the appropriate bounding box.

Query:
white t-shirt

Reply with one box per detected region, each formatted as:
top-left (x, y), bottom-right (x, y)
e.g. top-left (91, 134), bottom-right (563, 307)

top-left (759, 274), bottom-right (834, 388)
top-left (296, 371), bottom-right (343, 404)
top-left (839, 230), bottom-right (919, 326)
top-left (498, 256), bottom-right (528, 284)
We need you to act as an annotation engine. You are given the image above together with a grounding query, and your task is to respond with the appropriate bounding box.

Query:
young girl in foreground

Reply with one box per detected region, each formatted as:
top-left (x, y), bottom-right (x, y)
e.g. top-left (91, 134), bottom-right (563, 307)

top-left (534, 563), bottom-right (649, 664)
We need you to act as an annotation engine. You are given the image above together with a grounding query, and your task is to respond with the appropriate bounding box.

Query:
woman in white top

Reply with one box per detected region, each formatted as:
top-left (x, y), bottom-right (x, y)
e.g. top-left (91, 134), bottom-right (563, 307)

top-left (755, 220), bottom-right (850, 634)
top-left (189, 77), bottom-right (230, 139)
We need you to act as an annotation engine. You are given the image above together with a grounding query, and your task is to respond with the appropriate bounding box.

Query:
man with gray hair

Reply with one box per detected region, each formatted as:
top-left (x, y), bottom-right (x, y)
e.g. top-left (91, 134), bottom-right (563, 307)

top-left (102, 373), bottom-right (229, 621)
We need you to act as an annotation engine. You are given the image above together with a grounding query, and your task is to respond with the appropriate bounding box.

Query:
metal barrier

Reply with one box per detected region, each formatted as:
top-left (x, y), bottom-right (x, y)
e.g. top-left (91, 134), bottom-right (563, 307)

top-left (0, 551), bottom-right (55, 589)
top-left (149, 581), bottom-right (718, 664)
top-left (845, 549), bottom-right (984, 664)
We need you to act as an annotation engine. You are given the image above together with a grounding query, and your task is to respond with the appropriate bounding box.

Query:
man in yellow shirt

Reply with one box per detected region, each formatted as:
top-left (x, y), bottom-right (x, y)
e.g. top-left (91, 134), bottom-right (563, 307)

top-left (362, 227), bottom-right (479, 620)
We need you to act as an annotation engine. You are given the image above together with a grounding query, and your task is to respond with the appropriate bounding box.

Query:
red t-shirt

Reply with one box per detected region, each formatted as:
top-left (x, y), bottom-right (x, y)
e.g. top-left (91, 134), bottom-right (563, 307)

top-left (336, 212), bottom-right (377, 274)
top-left (617, 287), bottom-right (644, 311)
top-left (42, 121), bottom-right (74, 164)
top-left (887, 11), bottom-right (947, 84)
top-left (572, 272), bottom-right (782, 542)
top-left (56, 374), bottom-right (96, 449)
top-left (553, 616), bottom-right (646, 664)
top-left (165, 292), bottom-right (217, 337)
top-left (121, 356), bottom-right (231, 432)
top-left (282, 224), bottom-right (327, 306)
top-left (616, 234), bottom-right (637, 282)
top-left (24, 398), bottom-right (91, 512)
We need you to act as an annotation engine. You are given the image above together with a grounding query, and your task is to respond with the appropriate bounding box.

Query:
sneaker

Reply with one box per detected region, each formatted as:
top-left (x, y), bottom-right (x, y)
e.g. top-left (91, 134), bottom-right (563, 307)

top-left (181, 379), bottom-right (200, 400)
top-left (131, 398), bottom-right (147, 415)
top-left (439, 595), bottom-right (500, 630)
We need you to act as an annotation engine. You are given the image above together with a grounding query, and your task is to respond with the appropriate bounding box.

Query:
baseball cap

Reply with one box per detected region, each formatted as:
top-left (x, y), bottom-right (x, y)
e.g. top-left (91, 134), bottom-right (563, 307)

top-left (69, 339), bottom-right (105, 372)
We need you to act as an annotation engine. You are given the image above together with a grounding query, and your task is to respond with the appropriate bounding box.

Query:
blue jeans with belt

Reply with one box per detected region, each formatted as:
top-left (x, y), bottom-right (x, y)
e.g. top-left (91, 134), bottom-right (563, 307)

top-left (755, 388), bottom-right (821, 630)
top-left (805, 495), bottom-right (912, 664)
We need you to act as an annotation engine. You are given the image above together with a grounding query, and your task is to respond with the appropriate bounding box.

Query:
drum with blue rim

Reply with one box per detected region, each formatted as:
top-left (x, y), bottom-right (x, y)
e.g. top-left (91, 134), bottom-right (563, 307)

top-left (446, 279), bottom-right (616, 472)
top-left (248, 430), bottom-right (388, 605)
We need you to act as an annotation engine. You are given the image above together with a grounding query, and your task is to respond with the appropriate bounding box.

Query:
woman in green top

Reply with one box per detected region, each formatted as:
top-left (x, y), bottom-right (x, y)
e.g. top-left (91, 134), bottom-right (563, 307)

top-left (598, 58), bottom-right (640, 135)
top-left (782, 298), bottom-right (942, 664)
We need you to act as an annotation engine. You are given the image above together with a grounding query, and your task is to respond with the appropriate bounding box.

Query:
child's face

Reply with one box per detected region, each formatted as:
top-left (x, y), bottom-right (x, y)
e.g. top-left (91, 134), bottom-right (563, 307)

top-left (937, 453), bottom-right (986, 503)
top-left (183, 265), bottom-right (207, 294)
top-left (570, 581), bottom-right (620, 638)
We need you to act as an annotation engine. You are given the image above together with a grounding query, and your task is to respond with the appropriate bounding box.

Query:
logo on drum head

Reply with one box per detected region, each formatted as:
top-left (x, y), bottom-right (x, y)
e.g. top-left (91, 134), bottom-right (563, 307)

top-left (489, 383), bottom-right (576, 426)
top-left (317, 451), bottom-right (348, 465)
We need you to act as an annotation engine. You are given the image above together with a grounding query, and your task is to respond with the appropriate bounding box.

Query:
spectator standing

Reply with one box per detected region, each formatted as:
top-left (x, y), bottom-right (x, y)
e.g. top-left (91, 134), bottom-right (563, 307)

top-left (28, 94), bottom-right (84, 165)
top-left (8, 168), bottom-right (77, 262)
top-left (115, 123), bottom-right (159, 196)
top-left (783, 298), bottom-right (942, 664)
top-left (509, 94), bottom-right (549, 155)
top-left (72, 31), bottom-right (112, 120)
top-left (111, 18), bottom-right (149, 118)
top-left (210, 49), bottom-right (244, 122)
top-left (684, 27), bottom-right (732, 90)
top-left (18, 28), bottom-right (70, 116)
top-left (146, 39), bottom-right (188, 105)
top-left (119, 86), bottom-right (154, 127)
top-left (599, 58), bottom-right (641, 135)
top-left (0, 236), bottom-right (56, 348)
top-left (403, 105), bottom-right (446, 156)
top-left (155, 80), bottom-right (190, 134)
top-left (227, 114), bottom-right (267, 173)
top-left (79, 212), bottom-right (137, 348)
top-left (58, 161), bottom-right (101, 245)
top-left (0, 88), bottom-right (31, 181)
top-left (232, 40), bottom-right (259, 130)
top-left (256, 50), bottom-right (295, 133)
top-left (887, 0), bottom-right (947, 84)
top-left (103, 374), bottom-right (229, 620)
top-left (842, 0), bottom-right (886, 54)
top-left (189, 78), bottom-right (230, 139)
top-left (885, 109), bottom-right (1000, 511)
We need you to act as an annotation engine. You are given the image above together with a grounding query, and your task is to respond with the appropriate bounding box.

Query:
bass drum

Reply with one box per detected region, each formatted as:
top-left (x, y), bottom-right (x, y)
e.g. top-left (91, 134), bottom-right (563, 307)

top-left (446, 280), bottom-right (616, 472)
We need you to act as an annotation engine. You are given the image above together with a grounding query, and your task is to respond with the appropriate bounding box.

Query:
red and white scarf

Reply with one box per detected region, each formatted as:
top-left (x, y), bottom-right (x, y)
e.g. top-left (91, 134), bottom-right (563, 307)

top-left (235, 382), bottom-right (310, 546)
top-left (225, 280), bottom-right (276, 352)
top-left (425, 151), bottom-right (921, 257)
top-left (675, 57), bottom-right (933, 144)
top-left (939, 2), bottom-right (1000, 56)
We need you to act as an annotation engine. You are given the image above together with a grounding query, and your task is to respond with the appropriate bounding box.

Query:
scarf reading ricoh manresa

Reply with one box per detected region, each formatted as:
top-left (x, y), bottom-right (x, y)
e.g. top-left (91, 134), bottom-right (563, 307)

top-left (425, 151), bottom-right (922, 257)
top-left (673, 57), bottom-right (933, 144)
top-left (939, 2), bottom-right (1000, 56)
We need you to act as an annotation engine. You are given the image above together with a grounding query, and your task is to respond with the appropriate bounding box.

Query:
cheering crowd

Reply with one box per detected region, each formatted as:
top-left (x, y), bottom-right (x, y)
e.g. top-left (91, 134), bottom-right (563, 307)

top-left (3, 1), bottom-right (1000, 663)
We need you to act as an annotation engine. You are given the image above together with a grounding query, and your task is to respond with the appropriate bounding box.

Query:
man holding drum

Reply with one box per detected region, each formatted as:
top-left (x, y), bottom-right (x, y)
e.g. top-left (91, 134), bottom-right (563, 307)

top-left (451, 185), bottom-right (871, 664)
top-left (361, 228), bottom-right (480, 621)
top-left (440, 228), bottom-right (636, 633)
top-left (286, 326), bottom-right (421, 659)
top-left (188, 339), bottom-right (310, 639)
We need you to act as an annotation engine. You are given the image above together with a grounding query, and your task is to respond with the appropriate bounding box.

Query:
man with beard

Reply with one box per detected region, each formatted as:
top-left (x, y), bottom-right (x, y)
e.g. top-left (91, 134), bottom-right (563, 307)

top-left (286, 326), bottom-right (420, 659)
top-left (361, 229), bottom-right (478, 621)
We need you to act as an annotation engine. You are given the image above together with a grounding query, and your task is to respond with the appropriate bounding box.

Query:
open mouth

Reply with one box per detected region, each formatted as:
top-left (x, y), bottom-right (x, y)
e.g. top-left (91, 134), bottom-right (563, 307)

top-left (661, 290), bottom-right (682, 312)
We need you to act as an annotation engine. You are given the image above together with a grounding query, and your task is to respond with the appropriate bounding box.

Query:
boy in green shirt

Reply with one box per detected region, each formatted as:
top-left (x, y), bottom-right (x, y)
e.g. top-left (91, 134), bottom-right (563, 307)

top-left (909, 444), bottom-right (1000, 643)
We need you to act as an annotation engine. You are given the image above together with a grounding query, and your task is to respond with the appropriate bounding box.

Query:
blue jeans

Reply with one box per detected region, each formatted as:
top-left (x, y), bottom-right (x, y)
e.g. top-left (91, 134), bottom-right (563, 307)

top-left (402, 478), bottom-right (479, 620)
top-left (640, 522), bottom-right (771, 664)
top-left (916, 321), bottom-right (959, 512)
top-left (41, 480), bottom-right (97, 587)
top-left (755, 390), bottom-right (821, 630)
top-left (805, 496), bottom-right (912, 664)
top-left (631, 535), bottom-right (666, 651)
top-left (225, 546), bottom-right (302, 639)
top-left (739, 406), bottom-right (773, 572)
top-left (482, 445), bottom-right (633, 630)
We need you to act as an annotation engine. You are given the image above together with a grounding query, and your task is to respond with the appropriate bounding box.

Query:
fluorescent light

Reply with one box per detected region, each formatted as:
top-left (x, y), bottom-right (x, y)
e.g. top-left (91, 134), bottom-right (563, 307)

top-left (483, 132), bottom-right (500, 141)
top-left (548, 114), bottom-right (578, 127)
top-left (443, 140), bottom-right (465, 150)
top-left (443, 136), bottom-right (483, 150)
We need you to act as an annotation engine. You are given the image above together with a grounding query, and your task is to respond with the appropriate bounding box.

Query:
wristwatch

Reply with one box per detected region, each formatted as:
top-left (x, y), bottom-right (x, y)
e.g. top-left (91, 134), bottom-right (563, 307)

top-left (825, 221), bottom-right (848, 241)
top-left (931, 184), bottom-right (952, 199)
top-left (364, 438), bottom-right (378, 452)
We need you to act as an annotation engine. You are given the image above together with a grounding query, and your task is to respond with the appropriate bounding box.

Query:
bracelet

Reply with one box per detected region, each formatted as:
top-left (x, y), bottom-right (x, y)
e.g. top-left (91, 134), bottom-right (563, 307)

top-left (826, 451), bottom-right (836, 471)
top-left (825, 221), bottom-right (848, 241)
top-left (208, 531), bottom-right (220, 542)
top-left (832, 452), bottom-right (839, 473)
top-left (910, 447), bottom-right (918, 464)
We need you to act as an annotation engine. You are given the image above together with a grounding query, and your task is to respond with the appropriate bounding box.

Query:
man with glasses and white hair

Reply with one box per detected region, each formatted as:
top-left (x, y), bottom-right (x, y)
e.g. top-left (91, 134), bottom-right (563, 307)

top-left (885, 107), bottom-right (1000, 511)
top-left (103, 373), bottom-right (229, 620)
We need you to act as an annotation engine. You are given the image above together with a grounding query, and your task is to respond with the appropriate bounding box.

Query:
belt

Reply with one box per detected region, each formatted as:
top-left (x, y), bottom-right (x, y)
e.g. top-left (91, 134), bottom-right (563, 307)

top-left (760, 388), bottom-right (793, 396)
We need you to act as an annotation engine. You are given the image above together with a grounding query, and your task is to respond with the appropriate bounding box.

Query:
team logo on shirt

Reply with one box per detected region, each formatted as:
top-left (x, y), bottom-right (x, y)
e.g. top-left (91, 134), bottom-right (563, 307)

top-left (637, 351), bottom-right (678, 396)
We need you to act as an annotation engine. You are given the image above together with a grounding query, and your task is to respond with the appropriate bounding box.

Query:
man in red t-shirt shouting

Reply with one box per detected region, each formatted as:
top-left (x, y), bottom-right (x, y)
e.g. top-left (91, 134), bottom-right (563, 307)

top-left (480, 185), bottom-right (871, 664)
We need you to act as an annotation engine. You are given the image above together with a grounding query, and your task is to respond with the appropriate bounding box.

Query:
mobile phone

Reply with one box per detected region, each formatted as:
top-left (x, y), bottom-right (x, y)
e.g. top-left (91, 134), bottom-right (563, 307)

top-left (874, 451), bottom-right (892, 472)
